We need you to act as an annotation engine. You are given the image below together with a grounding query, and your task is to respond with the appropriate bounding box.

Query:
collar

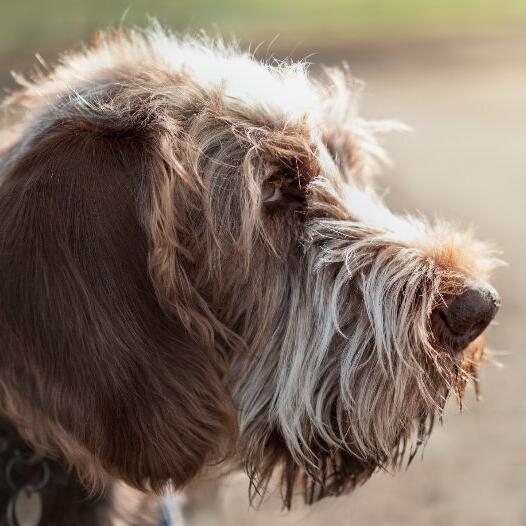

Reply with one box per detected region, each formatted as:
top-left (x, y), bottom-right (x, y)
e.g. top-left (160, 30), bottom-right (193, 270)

top-left (0, 419), bottom-right (49, 526)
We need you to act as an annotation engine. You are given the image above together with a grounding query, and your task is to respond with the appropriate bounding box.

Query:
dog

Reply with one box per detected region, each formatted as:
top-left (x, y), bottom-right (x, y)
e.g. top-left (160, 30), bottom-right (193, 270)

top-left (0, 26), bottom-right (500, 524)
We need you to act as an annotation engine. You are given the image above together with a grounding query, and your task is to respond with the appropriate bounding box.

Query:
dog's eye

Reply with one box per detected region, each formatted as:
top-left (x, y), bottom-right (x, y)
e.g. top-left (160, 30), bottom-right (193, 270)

top-left (262, 182), bottom-right (283, 203)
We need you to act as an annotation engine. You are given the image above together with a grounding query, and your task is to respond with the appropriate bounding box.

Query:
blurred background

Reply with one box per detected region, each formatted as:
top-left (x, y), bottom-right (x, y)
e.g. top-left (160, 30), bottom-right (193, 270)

top-left (1, 1), bottom-right (525, 525)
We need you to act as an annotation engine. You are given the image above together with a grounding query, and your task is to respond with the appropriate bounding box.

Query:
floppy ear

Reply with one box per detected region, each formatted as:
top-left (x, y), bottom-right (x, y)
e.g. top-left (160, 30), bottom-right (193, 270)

top-left (0, 117), bottom-right (234, 491)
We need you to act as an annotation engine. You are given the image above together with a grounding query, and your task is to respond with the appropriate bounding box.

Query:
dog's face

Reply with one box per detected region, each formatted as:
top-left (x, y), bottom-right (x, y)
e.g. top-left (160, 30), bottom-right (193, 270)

top-left (0, 28), bottom-right (499, 506)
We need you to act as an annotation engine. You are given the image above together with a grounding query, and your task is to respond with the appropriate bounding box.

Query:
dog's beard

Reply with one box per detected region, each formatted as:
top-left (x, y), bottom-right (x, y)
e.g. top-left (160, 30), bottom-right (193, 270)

top-left (235, 218), bottom-right (486, 508)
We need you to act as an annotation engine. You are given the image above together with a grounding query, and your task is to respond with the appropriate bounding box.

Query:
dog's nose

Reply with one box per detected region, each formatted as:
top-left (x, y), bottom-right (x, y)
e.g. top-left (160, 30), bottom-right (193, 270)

top-left (432, 285), bottom-right (500, 352)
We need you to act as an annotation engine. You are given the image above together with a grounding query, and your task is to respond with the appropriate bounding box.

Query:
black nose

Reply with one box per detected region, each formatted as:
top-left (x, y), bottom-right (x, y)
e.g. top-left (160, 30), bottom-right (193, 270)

top-left (432, 285), bottom-right (500, 352)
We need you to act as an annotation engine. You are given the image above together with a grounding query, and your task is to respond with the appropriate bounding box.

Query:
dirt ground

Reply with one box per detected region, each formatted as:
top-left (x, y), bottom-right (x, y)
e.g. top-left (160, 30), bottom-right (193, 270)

top-left (192, 36), bottom-right (526, 526)
top-left (2, 35), bottom-right (525, 526)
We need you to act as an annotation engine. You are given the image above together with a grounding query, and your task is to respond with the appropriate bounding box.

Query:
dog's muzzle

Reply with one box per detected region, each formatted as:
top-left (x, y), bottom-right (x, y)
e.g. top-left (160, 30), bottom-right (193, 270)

top-left (431, 284), bottom-right (500, 353)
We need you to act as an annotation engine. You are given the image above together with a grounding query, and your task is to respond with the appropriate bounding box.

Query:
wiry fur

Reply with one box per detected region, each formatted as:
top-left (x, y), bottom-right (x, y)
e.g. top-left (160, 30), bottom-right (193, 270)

top-left (0, 25), bottom-right (499, 516)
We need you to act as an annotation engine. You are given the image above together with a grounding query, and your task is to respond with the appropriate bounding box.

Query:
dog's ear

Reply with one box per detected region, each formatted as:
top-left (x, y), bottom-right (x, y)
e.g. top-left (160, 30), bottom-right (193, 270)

top-left (0, 117), bottom-right (235, 491)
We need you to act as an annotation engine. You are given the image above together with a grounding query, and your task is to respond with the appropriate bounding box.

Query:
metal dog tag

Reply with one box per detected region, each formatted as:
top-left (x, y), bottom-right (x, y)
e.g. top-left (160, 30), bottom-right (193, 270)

top-left (7, 489), bottom-right (42, 526)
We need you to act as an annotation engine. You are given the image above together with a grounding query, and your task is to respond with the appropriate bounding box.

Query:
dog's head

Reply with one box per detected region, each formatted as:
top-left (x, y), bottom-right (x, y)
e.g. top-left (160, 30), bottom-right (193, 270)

top-left (0, 28), bottom-right (500, 506)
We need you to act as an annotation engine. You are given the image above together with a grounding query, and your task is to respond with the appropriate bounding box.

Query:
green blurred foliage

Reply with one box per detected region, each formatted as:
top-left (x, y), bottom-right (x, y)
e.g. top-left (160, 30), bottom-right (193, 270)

top-left (1, 0), bottom-right (525, 52)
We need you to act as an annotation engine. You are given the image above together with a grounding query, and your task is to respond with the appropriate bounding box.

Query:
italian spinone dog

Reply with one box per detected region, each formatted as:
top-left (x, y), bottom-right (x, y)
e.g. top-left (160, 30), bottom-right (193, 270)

top-left (0, 26), bottom-right (500, 525)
